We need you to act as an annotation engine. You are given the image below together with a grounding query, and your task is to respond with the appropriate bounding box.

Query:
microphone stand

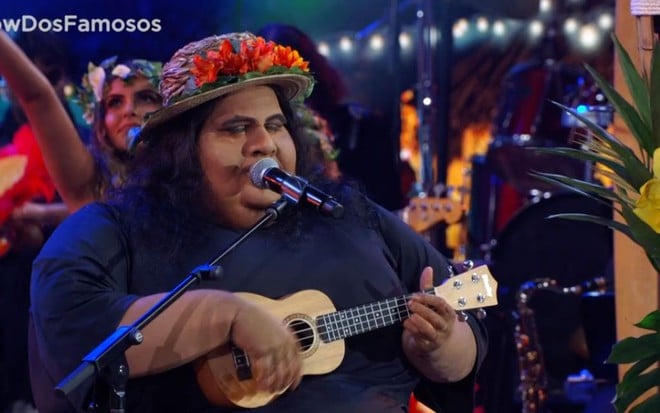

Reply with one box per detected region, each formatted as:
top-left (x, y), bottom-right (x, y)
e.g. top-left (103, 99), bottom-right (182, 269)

top-left (56, 198), bottom-right (290, 412)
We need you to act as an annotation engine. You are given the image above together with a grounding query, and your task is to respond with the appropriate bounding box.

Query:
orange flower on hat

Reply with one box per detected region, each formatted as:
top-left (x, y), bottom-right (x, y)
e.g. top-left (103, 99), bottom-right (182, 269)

top-left (244, 37), bottom-right (276, 73)
top-left (191, 36), bottom-right (310, 90)
top-left (151, 32), bottom-right (315, 126)
top-left (273, 45), bottom-right (309, 72)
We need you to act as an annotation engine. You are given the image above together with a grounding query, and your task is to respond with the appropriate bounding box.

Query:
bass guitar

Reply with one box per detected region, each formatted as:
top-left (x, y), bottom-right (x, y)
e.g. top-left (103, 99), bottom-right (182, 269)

top-left (400, 197), bottom-right (463, 233)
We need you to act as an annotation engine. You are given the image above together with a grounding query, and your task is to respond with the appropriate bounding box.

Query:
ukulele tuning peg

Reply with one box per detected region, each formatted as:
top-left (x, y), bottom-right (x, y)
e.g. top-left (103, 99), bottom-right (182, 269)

top-left (462, 260), bottom-right (474, 270)
top-left (447, 265), bottom-right (455, 276)
top-left (457, 311), bottom-right (469, 322)
top-left (476, 308), bottom-right (487, 320)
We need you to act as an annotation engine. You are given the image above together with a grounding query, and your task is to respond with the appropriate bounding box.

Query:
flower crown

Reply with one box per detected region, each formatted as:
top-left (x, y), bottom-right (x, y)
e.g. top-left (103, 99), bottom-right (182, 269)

top-left (76, 56), bottom-right (162, 125)
top-left (293, 103), bottom-right (339, 161)
top-left (160, 32), bottom-right (314, 106)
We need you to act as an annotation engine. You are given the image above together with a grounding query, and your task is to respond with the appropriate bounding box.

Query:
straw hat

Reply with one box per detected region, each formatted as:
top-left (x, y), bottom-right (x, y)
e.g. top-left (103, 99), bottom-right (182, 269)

top-left (141, 32), bottom-right (315, 133)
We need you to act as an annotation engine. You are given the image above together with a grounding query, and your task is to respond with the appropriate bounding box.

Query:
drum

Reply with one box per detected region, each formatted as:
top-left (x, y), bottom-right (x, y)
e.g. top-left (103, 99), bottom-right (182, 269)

top-left (487, 61), bottom-right (589, 194)
top-left (490, 192), bottom-right (613, 292)
top-left (466, 154), bottom-right (546, 260)
top-left (489, 193), bottom-right (614, 389)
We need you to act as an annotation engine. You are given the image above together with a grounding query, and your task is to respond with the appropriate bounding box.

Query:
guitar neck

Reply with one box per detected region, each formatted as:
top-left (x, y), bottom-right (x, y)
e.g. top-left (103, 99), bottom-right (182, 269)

top-left (315, 289), bottom-right (434, 342)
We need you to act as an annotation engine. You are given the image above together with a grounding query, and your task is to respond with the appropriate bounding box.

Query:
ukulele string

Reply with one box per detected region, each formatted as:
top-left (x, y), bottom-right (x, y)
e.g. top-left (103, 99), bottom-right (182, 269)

top-left (286, 292), bottom-right (436, 345)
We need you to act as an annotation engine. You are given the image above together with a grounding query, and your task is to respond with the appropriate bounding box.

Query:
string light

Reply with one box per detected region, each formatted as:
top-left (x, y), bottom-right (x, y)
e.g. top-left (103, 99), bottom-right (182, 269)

top-left (339, 36), bottom-right (352, 53)
top-left (529, 20), bottom-right (544, 38)
top-left (598, 13), bottom-right (613, 30)
top-left (399, 32), bottom-right (411, 50)
top-left (453, 18), bottom-right (469, 39)
top-left (578, 23), bottom-right (601, 51)
top-left (369, 34), bottom-right (384, 51)
top-left (476, 17), bottom-right (489, 33)
top-left (317, 41), bottom-right (330, 57)
top-left (540, 0), bottom-right (553, 13)
top-left (493, 20), bottom-right (506, 37)
top-left (564, 17), bottom-right (579, 34)
top-left (315, 4), bottom-right (614, 63)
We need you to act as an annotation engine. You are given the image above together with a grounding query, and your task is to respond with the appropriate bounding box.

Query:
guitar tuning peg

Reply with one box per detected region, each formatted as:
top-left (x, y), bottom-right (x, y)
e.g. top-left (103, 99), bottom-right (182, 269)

top-left (447, 265), bottom-right (455, 276)
top-left (476, 308), bottom-right (487, 320)
top-left (457, 311), bottom-right (469, 322)
top-left (462, 260), bottom-right (474, 270)
top-left (432, 183), bottom-right (446, 197)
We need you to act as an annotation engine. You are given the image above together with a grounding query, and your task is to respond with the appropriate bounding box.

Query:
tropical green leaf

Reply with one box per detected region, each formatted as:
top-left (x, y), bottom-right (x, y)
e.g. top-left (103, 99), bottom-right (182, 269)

top-left (607, 333), bottom-right (660, 363)
top-left (611, 36), bottom-right (651, 126)
top-left (578, 36), bottom-right (660, 413)
top-left (546, 213), bottom-right (632, 237)
top-left (533, 147), bottom-right (634, 185)
top-left (635, 309), bottom-right (660, 331)
top-left (619, 355), bottom-right (657, 382)
top-left (532, 173), bottom-right (625, 205)
top-left (554, 104), bottom-right (653, 187)
top-left (613, 369), bottom-right (660, 413)
top-left (584, 65), bottom-right (655, 159)
top-left (620, 206), bottom-right (660, 273)
top-left (630, 392), bottom-right (660, 413)
top-left (651, 43), bottom-right (660, 149)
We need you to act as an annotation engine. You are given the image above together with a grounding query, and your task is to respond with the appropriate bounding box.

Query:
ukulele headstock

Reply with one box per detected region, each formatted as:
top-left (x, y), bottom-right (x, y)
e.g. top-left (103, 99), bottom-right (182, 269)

top-left (434, 265), bottom-right (498, 315)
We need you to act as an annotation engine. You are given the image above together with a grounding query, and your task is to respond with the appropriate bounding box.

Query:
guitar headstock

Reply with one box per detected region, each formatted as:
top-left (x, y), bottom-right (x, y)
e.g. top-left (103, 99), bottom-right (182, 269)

top-left (401, 197), bottom-right (463, 233)
top-left (433, 265), bottom-right (498, 311)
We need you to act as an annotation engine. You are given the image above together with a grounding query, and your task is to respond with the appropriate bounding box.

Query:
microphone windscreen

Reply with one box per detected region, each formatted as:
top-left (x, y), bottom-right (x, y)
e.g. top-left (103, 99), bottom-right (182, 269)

top-left (249, 158), bottom-right (279, 189)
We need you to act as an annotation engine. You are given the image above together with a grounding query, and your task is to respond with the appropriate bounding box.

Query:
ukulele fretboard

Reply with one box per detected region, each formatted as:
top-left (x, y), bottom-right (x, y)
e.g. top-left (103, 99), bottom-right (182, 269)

top-left (315, 288), bottom-right (435, 342)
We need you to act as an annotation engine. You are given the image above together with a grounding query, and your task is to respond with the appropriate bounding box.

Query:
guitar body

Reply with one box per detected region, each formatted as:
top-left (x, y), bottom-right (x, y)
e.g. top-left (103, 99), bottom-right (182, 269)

top-left (195, 290), bottom-right (346, 408)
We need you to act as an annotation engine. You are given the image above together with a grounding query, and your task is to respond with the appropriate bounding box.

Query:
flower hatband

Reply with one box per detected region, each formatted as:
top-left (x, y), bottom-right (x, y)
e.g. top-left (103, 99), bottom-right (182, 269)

top-left (159, 32), bottom-right (314, 106)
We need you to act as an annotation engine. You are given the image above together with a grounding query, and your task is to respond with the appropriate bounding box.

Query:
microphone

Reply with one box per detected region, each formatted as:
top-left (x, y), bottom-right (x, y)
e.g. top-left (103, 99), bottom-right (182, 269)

top-left (249, 158), bottom-right (344, 218)
top-left (126, 126), bottom-right (142, 152)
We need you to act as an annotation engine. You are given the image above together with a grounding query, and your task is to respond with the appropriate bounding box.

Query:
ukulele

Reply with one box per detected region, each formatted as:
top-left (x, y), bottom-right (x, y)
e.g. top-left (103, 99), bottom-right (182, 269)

top-left (400, 197), bottom-right (463, 233)
top-left (195, 265), bottom-right (497, 408)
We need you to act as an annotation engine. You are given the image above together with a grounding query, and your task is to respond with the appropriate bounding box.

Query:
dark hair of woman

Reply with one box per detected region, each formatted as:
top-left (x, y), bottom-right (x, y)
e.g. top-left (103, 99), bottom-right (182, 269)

top-left (257, 24), bottom-right (347, 117)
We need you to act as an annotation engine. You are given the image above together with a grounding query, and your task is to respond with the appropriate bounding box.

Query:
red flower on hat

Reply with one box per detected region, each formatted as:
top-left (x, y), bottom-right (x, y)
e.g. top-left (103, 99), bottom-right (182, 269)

top-left (243, 37), bottom-right (276, 73)
top-left (191, 36), bottom-right (309, 89)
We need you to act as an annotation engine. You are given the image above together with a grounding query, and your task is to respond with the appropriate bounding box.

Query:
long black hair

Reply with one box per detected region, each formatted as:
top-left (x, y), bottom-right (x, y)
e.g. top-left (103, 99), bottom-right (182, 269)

top-left (110, 86), bottom-right (376, 257)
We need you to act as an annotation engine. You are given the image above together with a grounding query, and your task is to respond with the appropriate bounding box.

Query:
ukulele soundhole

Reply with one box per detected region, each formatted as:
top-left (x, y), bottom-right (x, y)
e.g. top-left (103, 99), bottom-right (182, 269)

top-left (284, 314), bottom-right (318, 357)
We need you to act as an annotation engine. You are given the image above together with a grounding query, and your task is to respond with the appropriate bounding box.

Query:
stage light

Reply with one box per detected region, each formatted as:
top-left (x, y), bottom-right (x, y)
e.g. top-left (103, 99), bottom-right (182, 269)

top-left (369, 34), bottom-right (384, 51)
top-left (578, 24), bottom-right (601, 51)
top-left (423, 97), bottom-right (432, 106)
top-left (598, 13), bottom-right (613, 31)
top-left (317, 42), bottom-right (330, 57)
top-left (453, 18), bottom-right (469, 39)
top-left (529, 20), bottom-right (544, 38)
top-left (476, 17), bottom-right (489, 33)
top-left (399, 32), bottom-right (411, 50)
top-left (540, 0), bottom-right (553, 13)
top-left (493, 20), bottom-right (506, 37)
top-left (564, 17), bottom-right (579, 34)
top-left (339, 36), bottom-right (352, 53)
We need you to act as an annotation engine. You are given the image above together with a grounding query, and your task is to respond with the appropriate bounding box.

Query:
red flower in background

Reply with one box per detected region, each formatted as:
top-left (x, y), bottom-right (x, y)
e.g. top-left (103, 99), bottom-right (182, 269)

top-left (0, 124), bottom-right (56, 227)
